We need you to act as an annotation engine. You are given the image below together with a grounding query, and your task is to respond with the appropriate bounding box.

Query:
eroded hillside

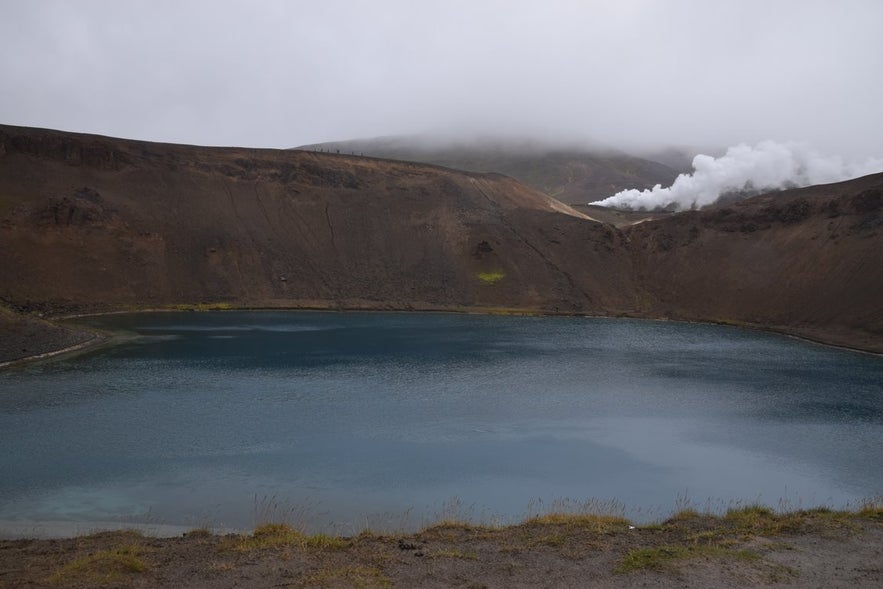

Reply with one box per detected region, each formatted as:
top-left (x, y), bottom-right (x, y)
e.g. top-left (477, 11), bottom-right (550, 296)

top-left (624, 176), bottom-right (883, 351)
top-left (0, 124), bottom-right (636, 319)
top-left (1, 125), bottom-right (881, 356)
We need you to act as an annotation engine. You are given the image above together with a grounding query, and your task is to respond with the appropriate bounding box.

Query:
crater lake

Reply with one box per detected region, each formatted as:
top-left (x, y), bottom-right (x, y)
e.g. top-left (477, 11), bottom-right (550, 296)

top-left (1, 311), bottom-right (881, 537)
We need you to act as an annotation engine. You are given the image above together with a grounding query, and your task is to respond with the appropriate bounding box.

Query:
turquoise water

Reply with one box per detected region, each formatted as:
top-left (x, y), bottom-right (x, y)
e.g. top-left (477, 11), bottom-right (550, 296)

top-left (0, 312), bottom-right (881, 536)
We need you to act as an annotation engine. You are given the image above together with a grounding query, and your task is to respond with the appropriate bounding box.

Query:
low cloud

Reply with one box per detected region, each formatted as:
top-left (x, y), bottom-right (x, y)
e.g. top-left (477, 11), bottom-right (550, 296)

top-left (590, 141), bottom-right (883, 210)
top-left (1, 2), bottom-right (882, 157)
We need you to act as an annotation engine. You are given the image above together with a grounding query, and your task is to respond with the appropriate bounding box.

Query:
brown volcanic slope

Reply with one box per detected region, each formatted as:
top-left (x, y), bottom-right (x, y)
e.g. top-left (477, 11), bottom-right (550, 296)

top-left (0, 124), bottom-right (634, 324)
top-left (1, 124), bottom-right (881, 356)
top-left (626, 176), bottom-right (883, 352)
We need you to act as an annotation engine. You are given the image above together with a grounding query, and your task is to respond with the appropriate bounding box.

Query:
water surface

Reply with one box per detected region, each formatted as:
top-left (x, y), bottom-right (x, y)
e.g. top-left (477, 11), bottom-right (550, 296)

top-left (1, 312), bottom-right (881, 536)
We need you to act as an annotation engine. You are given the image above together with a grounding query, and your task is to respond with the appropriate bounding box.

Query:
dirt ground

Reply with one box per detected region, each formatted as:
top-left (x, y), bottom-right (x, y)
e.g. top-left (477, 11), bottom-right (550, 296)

top-left (1, 508), bottom-right (880, 588)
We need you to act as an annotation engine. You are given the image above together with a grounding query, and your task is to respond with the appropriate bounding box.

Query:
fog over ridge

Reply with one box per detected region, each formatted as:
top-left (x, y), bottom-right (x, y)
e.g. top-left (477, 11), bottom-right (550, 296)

top-left (591, 141), bottom-right (883, 211)
top-left (0, 1), bottom-right (881, 160)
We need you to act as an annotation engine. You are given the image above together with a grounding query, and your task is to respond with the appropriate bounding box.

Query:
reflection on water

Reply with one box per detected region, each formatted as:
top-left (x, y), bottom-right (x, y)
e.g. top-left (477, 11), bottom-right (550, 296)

top-left (0, 312), bottom-right (881, 537)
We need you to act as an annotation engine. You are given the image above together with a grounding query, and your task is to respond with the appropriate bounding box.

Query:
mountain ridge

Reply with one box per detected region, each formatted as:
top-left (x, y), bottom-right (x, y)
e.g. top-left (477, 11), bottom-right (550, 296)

top-left (296, 135), bottom-right (685, 204)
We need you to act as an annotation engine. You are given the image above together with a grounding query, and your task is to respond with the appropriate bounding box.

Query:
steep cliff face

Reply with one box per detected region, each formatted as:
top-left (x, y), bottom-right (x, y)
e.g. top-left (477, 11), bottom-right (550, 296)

top-left (1, 125), bottom-right (880, 355)
top-left (0, 125), bottom-right (637, 317)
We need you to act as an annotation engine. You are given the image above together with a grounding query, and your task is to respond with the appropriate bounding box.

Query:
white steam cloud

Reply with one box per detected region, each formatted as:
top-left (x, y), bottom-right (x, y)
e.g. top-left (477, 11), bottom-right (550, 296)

top-left (591, 141), bottom-right (883, 210)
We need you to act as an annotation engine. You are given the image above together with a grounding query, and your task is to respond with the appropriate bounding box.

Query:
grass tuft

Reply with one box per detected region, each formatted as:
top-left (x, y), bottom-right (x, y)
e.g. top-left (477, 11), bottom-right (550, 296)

top-left (857, 496), bottom-right (883, 521)
top-left (522, 497), bottom-right (630, 533)
top-left (723, 504), bottom-right (792, 535)
top-left (616, 544), bottom-right (759, 574)
top-left (721, 504), bottom-right (853, 536)
top-left (49, 545), bottom-right (147, 585)
top-left (183, 527), bottom-right (212, 538)
top-left (616, 545), bottom-right (692, 573)
top-left (669, 508), bottom-right (701, 521)
top-left (233, 523), bottom-right (349, 552)
top-left (526, 513), bottom-right (631, 533)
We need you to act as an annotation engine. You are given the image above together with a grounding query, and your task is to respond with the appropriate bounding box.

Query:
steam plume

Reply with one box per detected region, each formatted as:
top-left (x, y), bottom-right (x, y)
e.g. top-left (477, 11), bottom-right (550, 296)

top-left (591, 141), bottom-right (883, 210)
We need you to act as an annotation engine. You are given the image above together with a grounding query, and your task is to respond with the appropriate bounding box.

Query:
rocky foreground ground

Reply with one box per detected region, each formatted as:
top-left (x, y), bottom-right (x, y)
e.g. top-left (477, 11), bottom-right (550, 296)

top-left (1, 506), bottom-right (880, 588)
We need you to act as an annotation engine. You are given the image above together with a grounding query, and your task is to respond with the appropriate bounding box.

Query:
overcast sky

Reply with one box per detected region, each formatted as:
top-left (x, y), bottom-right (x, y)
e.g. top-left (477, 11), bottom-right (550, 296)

top-left (1, 0), bottom-right (882, 158)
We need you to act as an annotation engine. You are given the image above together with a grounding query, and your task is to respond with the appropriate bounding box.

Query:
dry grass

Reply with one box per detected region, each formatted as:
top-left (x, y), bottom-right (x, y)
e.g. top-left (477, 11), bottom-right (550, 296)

top-left (429, 548), bottom-right (479, 560)
top-left (525, 512), bottom-right (631, 533)
top-left (7, 500), bottom-right (878, 588)
top-left (183, 527), bottom-right (213, 538)
top-left (208, 560), bottom-right (236, 572)
top-left (668, 508), bottom-right (702, 521)
top-left (610, 501), bottom-right (881, 576)
top-left (722, 504), bottom-right (859, 537)
top-left (231, 523), bottom-right (350, 552)
top-left (295, 564), bottom-right (391, 588)
top-left (616, 544), bottom-right (759, 574)
top-left (857, 496), bottom-right (883, 521)
top-left (49, 545), bottom-right (147, 585)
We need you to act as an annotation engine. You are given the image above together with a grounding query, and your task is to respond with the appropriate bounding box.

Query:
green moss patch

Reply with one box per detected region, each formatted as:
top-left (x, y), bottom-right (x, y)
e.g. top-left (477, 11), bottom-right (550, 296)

top-left (476, 271), bottom-right (505, 285)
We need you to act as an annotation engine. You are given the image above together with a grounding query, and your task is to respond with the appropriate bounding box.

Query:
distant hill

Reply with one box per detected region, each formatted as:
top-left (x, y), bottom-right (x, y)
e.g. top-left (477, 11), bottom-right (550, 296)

top-left (1, 124), bottom-right (881, 357)
top-left (296, 136), bottom-right (684, 205)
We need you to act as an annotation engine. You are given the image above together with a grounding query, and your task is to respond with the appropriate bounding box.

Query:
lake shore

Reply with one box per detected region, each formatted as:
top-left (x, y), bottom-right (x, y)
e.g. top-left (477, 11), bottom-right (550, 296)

top-left (1, 506), bottom-right (880, 588)
top-left (0, 307), bottom-right (109, 369)
top-left (2, 302), bottom-right (880, 369)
